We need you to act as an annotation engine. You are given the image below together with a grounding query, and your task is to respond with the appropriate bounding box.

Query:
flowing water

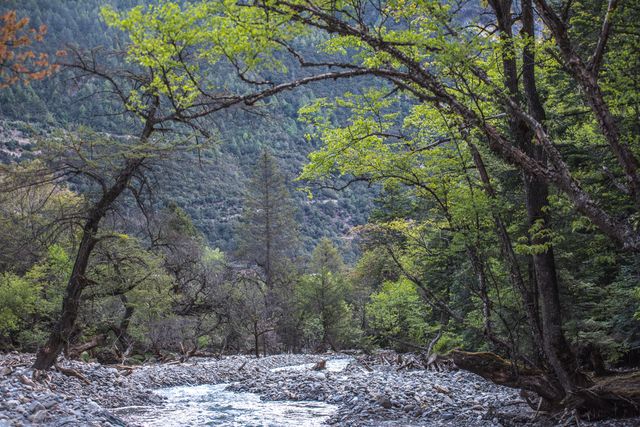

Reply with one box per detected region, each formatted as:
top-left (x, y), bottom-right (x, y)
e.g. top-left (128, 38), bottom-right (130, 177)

top-left (114, 358), bottom-right (352, 427)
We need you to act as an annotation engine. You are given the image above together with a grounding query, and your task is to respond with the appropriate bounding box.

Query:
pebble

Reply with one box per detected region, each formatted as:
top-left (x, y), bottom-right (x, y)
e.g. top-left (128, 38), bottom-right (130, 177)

top-left (1, 351), bottom-right (640, 426)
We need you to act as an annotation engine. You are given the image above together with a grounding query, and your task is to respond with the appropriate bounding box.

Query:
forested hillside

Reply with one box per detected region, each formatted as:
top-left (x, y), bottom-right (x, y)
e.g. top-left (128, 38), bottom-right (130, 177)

top-left (1, 0), bottom-right (640, 425)
top-left (0, 0), bottom-right (372, 252)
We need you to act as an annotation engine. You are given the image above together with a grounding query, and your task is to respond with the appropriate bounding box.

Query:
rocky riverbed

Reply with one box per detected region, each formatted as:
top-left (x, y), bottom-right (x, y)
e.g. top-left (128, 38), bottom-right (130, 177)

top-left (1, 351), bottom-right (639, 426)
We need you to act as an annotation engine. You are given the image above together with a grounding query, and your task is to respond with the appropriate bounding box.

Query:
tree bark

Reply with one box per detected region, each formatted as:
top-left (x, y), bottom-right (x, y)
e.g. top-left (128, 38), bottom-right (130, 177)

top-left (452, 350), bottom-right (564, 406)
top-left (33, 158), bottom-right (144, 370)
top-left (488, 0), bottom-right (589, 398)
top-left (253, 320), bottom-right (260, 358)
top-left (468, 142), bottom-right (544, 365)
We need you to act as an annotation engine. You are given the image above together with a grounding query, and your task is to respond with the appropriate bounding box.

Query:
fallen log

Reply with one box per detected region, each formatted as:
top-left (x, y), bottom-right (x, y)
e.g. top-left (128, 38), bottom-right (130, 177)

top-left (568, 371), bottom-right (640, 419)
top-left (54, 363), bottom-right (91, 385)
top-left (112, 364), bottom-right (136, 371)
top-left (112, 365), bottom-right (135, 377)
top-left (452, 350), bottom-right (640, 419)
top-left (451, 350), bottom-right (564, 407)
top-left (66, 334), bottom-right (106, 359)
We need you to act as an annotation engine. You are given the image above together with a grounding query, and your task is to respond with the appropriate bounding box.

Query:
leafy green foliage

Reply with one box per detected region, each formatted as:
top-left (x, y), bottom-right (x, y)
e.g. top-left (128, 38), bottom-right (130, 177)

top-left (296, 238), bottom-right (358, 349)
top-left (367, 279), bottom-right (429, 350)
top-left (0, 272), bottom-right (40, 336)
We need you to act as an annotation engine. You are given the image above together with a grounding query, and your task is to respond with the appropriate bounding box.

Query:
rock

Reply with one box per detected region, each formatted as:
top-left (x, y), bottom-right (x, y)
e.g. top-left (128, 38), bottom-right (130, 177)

top-left (28, 401), bottom-right (45, 413)
top-left (52, 416), bottom-right (80, 426)
top-left (434, 384), bottom-right (451, 394)
top-left (29, 409), bottom-right (47, 423)
top-left (5, 351), bottom-right (639, 427)
top-left (377, 396), bottom-right (393, 409)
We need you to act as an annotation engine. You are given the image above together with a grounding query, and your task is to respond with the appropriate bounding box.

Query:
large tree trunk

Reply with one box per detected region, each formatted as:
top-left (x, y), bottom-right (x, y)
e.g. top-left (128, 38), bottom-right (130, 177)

top-left (486, 0), bottom-right (589, 401)
top-left (468, 142), bottom-right (544, 366)
top-left (33, 158), bottom-right (143, 370)
top-left (253, 320), bottom-right (260, 358)
top-left (522, 0), bottom-right (591, 393)
top-left (113, 294), bottom-right (135, 353)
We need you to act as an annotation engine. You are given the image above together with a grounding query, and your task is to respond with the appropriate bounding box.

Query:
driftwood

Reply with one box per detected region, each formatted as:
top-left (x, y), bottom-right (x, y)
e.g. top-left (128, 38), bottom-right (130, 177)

top-left (433, 384), bottom-right (451, 394)
top-left (179, 343), bottom-right (198, 362)
top-left (112, 364), bottom-right (136, 376)
top-left (312, 360), bottom-right (326, 371)
top-left (568, 371), bottom-right (640, 419)
top-left (353, 351), bottom-right (452, 373)
top-left (396, 354), bottom-right (425, 371)
top-left (54, 363), bottom-right (91, 385)
top-left (359, 360), bottom-right (373, 372)
top-left (20, 374), bottom-right (39, 387)
top-left (66, 334), bottom-right (106, 359)
top-left (112, 364), bottom-right (136, 371)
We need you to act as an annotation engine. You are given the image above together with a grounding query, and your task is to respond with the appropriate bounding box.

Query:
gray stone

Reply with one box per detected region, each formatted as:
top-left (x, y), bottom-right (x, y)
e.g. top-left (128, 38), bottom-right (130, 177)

top-left (42, 399), bottom-right (57, 409)
top-left (29, 409), bottom-right (47, 423)
top-left (52, 416), bottom-right (80, 426)
top-left (28, 401), bottom-right (45, 413)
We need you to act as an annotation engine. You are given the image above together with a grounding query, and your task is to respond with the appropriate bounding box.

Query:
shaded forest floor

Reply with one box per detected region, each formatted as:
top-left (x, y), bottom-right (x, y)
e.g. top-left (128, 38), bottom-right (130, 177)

top-left (0, 351), bottom-right (639, 426)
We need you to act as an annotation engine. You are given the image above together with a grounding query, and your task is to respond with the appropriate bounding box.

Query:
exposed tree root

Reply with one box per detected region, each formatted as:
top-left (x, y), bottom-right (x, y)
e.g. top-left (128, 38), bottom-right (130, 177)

top-left (451, 350), bottom-right (564, 406)
top-left (568, 371), bottom-right (640, 419)
top-left (451, 350), bottom-right (640, 420)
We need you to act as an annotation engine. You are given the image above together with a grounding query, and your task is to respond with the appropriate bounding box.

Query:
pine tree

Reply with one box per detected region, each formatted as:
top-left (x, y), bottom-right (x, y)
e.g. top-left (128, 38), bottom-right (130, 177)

top-left (236, 150), bottom-right (301, 352)
top-left (236, 150), bottom-right (300, 291)
top-left (298, 238), bottom-right (351, 351)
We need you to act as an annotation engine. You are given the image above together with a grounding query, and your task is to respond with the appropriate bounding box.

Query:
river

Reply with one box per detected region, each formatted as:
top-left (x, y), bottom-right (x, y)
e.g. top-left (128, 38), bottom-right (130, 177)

top-left (113, 358), bottom-right (352, 427)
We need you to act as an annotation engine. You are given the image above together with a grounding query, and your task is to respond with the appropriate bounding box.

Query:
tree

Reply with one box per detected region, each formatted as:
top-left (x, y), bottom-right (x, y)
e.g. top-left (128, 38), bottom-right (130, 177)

top-left (367, 278), bottom-right (430, 351)
top-left (229, 271), bottom-right (273, 357)
top-left (191, 0), bottom-right (638, 415)
top-left (5, 0), bottom-right (366, 369)
top-left (236, 150), bottom-right (300, 291)
top-left (82, 235), bottom-right (173, 360)
top-left (236, 150), bottom-right (302, 351)
top-left (15, 0), bottom-right (640, 417)
top-left (297, 238), bottom-right (352, 351)
top-left (0, 180), bottom-right (81, 274)
top-left (0, 10), bottom-right (60, 88)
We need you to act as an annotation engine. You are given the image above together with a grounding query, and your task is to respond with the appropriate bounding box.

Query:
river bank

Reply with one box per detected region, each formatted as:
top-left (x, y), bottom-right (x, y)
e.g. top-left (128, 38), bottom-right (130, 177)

top-left (0, 351), bottom-right (638, 426)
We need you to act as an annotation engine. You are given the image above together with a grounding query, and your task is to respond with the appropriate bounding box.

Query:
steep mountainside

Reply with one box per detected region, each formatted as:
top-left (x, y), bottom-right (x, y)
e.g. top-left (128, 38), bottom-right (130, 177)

top-left (0, 0), bottom-right (373, 254)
